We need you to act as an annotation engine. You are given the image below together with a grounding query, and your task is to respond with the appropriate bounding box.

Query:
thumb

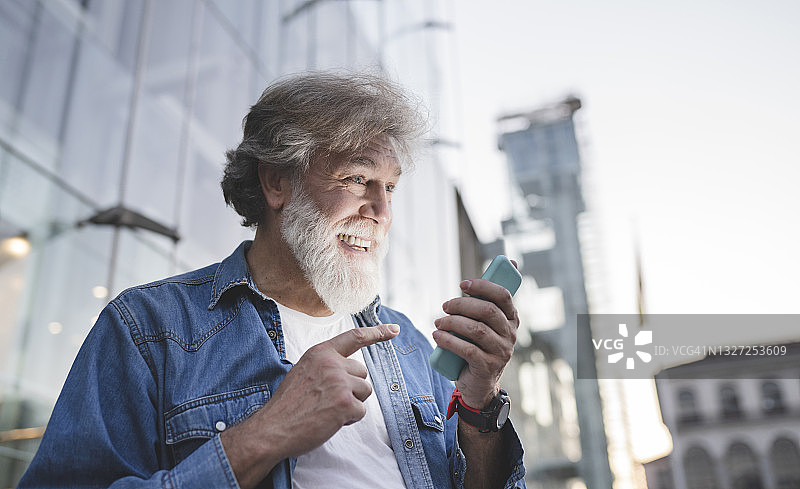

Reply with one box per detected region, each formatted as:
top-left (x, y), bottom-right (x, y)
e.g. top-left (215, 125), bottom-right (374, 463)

top-left (327, 324), bottom-right (400, 357)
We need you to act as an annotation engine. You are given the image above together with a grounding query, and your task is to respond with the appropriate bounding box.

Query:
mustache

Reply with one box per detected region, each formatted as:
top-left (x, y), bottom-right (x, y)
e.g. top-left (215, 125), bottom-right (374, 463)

top-left (335, 219), bottom-right (387, 243)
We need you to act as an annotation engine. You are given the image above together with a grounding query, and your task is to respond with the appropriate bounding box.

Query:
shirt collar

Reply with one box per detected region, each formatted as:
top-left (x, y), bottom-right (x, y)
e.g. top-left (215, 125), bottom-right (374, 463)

top-left (208, 240), bottom-right (383, 317)
top-left (208, 240), bottom-right (263, 310)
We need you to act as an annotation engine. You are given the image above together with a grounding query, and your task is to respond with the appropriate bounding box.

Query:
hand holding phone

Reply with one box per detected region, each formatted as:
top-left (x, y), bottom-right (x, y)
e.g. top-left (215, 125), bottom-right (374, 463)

top-left (429, 255), bottom-right (522, 381)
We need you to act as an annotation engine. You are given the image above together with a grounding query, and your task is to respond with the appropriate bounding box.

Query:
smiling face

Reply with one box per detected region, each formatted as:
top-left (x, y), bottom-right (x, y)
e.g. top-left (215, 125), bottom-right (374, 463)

top-left (279, 135), bottom-right (401, 314)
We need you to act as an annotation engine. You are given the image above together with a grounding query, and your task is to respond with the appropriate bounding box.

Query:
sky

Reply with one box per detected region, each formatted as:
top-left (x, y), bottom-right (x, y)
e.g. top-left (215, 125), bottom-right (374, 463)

top-left (452, 0), bottom-right (800, 464)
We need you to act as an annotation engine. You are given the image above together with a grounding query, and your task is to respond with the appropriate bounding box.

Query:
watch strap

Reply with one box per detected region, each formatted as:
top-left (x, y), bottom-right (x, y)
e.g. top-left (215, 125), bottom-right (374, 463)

top-left (446, 388), bottom-right (509, 433)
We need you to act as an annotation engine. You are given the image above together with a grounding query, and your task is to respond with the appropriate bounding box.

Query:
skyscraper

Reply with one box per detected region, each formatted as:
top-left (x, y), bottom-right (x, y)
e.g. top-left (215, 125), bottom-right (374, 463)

top-left (499, 98), bottom-right (614, 489)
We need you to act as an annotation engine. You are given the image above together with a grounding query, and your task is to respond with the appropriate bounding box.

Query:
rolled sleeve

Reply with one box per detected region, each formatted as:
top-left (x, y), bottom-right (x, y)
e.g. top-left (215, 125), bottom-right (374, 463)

top-left (450, 420), bottom-right (527, 489)
top-left (162, 435), bottom-right (240, 489)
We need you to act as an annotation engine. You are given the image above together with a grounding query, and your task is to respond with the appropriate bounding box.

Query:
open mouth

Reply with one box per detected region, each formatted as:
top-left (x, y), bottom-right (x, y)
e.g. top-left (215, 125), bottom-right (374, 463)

top-left (337, 233), bottom-right (371, 252)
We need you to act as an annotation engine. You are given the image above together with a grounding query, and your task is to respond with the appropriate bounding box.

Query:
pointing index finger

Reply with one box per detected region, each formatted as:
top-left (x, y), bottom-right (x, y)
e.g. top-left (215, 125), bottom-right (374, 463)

top-left (328, 324), bottom-right (400, 357)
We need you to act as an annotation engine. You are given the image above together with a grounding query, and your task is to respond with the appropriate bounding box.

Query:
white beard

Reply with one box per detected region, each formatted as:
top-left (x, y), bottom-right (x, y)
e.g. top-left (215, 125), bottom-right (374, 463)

top-left (280, 186), bottom-right (389, 314)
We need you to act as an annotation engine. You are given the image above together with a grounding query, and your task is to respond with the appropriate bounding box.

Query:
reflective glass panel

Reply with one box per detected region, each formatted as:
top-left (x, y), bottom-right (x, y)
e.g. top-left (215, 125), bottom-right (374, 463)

top-left (209, 0), bottom-right (257, 48)
top-left (85, 0), bottom-right (144, 73)
top-left (192, 6), bottom-right (253, 148)
top-left (0, 1), bottom-right (37, 127)
top-left (176, 139), bottom-right (251, 268)
top-left (58, 34), bottom-right (133, 207)
top-left (124, 0), bottom-right (195, 227)
top-left (18, 4), bottom-right (77, 147)
top-left (113, 229), bottom-right (172, 294)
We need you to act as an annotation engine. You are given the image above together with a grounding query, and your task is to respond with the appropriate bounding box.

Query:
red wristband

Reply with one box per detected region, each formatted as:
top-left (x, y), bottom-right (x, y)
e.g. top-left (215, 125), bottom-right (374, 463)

top-left (446, 388), bottom-right (482, 420)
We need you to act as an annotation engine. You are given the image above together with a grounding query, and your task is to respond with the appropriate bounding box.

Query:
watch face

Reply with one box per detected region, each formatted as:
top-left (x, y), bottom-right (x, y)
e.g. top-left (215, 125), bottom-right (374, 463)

top-left (496, 402), bottom-right (510, 429)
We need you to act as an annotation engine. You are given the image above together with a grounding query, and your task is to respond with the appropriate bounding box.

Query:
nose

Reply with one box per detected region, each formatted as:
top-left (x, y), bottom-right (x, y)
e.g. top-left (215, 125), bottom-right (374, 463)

top-left (360, 185), bottom-right (392, 226)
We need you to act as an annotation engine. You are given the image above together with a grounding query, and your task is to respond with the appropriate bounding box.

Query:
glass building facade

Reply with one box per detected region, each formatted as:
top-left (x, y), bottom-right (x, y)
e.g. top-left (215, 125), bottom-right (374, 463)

top-left (0, 0), bottom-right (464, 484)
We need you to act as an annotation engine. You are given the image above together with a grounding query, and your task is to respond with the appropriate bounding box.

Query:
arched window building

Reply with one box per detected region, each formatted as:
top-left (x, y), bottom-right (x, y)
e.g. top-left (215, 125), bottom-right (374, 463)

top-left (646, 344), bottom-right (800, 489)
top-left (719, 384), bottom-right (742, 419)
top-left (677, 388), bottom-right (701, 425)
top-left (683, 446), bottom-right (719, 489)
top-left (762, 381), bottom-right (786, 415)
top-left (772, 438), bottom-right (800, 489)
top-left (726, 442), bottom-right (764, 489)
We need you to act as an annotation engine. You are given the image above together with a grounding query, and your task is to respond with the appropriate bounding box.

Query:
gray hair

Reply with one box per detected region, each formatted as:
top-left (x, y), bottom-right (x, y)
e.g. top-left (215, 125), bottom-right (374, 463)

top-left (221, 70), bottom-right (428, 228)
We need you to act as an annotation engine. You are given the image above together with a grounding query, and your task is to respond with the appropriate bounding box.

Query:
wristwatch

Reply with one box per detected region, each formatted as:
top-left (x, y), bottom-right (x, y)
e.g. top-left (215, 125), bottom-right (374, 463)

top-left (447, 388), bottom-right (511, 433)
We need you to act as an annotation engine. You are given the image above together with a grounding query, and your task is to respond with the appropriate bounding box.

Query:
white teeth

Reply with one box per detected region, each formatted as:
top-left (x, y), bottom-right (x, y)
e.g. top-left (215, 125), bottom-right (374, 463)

top-left (337, 233), bottom-right (372, 251)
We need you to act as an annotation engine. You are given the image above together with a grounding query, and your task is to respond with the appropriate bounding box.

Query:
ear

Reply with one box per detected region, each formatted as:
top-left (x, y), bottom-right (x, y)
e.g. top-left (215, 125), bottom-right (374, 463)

top-left (258, 165), bottom-right (292, 211)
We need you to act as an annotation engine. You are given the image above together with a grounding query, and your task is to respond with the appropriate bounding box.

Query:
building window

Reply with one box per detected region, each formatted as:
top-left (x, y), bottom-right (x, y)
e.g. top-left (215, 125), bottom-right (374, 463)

top-left (727, 442), bottom-right (764, 489)
top-left (720, 385), bottom-right (742, 419)
top-left (684, 446), bottom-right (719, 489)
top-left (772, 438), bottom-right (800, 489)
top-left (677, 389), bottom-right (702, 425)
top-left (762, 381), bottom-right (786, 415)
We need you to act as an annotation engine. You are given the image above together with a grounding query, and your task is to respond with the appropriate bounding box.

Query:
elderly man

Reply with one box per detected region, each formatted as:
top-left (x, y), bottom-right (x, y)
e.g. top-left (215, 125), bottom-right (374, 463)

top-left (20, 72), bottom-right (526, 489)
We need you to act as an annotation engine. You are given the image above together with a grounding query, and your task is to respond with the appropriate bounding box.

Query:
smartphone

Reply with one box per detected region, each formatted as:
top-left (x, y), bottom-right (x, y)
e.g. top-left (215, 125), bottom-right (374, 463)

top-left (429, 255), bottom-right (522, 381)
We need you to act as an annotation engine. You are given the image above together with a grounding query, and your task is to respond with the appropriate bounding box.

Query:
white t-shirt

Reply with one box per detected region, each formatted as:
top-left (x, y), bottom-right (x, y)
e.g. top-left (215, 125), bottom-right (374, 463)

top-left (276, 303), bottom-right (407, 489)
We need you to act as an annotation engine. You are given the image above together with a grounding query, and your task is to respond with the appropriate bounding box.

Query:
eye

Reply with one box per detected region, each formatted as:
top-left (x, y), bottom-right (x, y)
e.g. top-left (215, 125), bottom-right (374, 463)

top-left (349, 176), bottom-right (367, 185)
top-left (386, 183), bottom-right (396, 193)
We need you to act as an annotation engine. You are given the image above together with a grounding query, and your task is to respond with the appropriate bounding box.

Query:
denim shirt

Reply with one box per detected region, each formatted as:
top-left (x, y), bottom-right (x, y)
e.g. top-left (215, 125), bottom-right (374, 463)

top-left (20, 241), bottom-right (526, 489)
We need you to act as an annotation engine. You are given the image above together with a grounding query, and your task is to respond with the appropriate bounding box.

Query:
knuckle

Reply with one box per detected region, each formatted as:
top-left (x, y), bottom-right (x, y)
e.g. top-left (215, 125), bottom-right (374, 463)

top-left (463, 343), bottom-right (480, 360)
top-left (480, 302), bottom-right (495, 318)
top-left (486, 360), bottom-right (502, 374)
top-left (322, 369), bottom-right (343, 386)
top-left (316, 355), bottom-right (340, 371)
top-left (353, 404), bottom-right (367, 422)
top-left (508, 330), bottom-right (517, 345)
top-left (333, 391), bottom-right (355, 410)
top-left (501, 345), bottom-right (514, 362)
top-left (304, 343), bottom-right (326, 358)
top-left (351, 327), bottom-right (369, 344)
top-left (350, 360), bottom-right (368, 378)
top-left (301, 346), bottom-right (317, 359)
top-left (471, 322), bottom-right (488, 339)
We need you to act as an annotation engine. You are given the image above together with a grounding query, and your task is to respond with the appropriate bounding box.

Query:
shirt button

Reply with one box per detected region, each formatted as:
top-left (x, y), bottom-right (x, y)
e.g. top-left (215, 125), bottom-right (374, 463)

top-left (390, 383), bottom-right (400, 391)
top-left (404, 439), bottom-right (414, 449)
top-left (267, 330), bottom-right (277, 340)
top-left (215, 421), bottom-right (227, 432)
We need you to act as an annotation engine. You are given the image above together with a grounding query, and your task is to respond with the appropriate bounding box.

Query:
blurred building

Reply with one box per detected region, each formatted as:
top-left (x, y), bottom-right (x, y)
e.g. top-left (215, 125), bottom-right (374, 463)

top-left (646, 342), bottom-right (800, 489)
top-left (497, 98), bottom-right (614, 489)
top-left (0, 0), bottom-right (474, 485)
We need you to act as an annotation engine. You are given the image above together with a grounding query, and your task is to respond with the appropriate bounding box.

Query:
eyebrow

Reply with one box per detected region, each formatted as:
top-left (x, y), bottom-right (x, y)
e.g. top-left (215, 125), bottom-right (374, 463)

top-left (346, 156), bottom-right (403, 177)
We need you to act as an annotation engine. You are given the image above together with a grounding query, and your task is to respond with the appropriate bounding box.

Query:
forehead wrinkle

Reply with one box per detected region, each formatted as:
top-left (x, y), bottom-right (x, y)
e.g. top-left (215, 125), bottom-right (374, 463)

top-left (344, 156), bottom-right (402, 177)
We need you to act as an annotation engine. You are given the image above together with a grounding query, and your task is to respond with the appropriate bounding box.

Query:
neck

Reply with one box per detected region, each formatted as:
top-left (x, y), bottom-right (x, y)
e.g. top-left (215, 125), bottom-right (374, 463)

top-left (246, 225), bottom-right (333, 317)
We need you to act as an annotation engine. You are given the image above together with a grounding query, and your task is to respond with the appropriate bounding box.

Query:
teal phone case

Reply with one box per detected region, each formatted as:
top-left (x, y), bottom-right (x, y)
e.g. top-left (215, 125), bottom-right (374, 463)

top-left (429, 255), bottom-right (522, 380)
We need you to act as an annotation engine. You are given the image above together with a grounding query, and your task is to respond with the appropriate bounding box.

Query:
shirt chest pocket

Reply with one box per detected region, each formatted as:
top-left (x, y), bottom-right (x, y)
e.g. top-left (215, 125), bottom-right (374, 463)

top-left (410, 396), bottom-right (445, 432)
top-left (164, 384), bottom-right (271, 464)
